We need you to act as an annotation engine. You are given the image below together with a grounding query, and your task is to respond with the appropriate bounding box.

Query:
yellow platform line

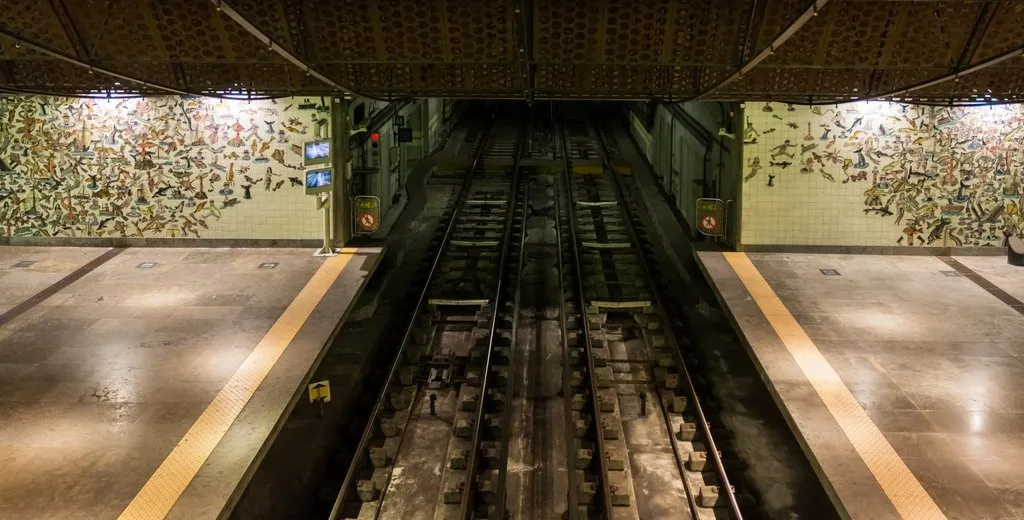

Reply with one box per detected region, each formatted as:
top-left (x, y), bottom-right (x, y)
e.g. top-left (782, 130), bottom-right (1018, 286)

top-left (119, 252), bottom-right (355, 520)
top-left (723, 252), bottom-right (945, 520)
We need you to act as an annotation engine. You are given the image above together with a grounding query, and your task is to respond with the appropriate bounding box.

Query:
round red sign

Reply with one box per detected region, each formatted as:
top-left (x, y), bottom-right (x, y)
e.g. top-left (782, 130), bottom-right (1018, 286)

top-left (700, 215), bottom-right (717, 232)
top-left (360, 213), bottom-right (376, 229)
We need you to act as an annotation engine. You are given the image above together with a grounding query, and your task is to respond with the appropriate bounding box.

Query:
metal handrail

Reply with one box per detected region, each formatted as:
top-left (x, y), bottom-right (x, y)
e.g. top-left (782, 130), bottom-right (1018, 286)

top-left (458, 108), bottom-right (531, 519)
top-left (557, 106), bottom-right (614, 518)
top-left (328, 107), bottom-right (498, 520)
top-left (591, 117), bottom-right (743, 520)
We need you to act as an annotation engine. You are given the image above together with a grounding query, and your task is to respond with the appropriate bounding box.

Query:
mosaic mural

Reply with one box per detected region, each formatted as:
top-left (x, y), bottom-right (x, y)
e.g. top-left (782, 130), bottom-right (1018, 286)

top-left (743, 102), bottom-right (1024, 247)
top-left (0, 95), bottom-right (330, 238)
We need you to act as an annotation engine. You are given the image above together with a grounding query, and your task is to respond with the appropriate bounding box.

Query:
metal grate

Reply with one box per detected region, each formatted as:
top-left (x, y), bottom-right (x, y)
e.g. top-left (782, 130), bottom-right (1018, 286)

top-left (136, 262), bottom-right (158, 269)
top-left (819, 268), bottom-right (841, 276)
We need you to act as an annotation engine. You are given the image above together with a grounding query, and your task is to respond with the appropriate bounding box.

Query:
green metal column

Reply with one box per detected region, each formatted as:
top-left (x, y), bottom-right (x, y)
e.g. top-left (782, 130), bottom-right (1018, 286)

top-left (332, 96), bottom-right (352, 246)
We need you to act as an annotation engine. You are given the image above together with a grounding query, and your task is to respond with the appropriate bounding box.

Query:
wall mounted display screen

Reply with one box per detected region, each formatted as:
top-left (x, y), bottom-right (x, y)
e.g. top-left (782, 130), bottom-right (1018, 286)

top-left (304, 168), bottom-right (333, 194)
top-left (303, 139), bottom-right (331, 166)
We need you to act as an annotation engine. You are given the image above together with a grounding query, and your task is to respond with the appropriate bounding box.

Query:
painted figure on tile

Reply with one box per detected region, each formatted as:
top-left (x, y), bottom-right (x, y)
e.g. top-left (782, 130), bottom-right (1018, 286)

top-left (747, 102), bottom-right (1024, 246)
top-left (0, 96), bottom-right (322, 239)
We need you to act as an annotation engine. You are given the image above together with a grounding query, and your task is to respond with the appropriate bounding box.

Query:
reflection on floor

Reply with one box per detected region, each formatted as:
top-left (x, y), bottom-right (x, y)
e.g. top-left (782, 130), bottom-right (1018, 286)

top-left (0, 246), bottom-right (380, 519)
top-left (699, 252), bottom-right (1024, 520)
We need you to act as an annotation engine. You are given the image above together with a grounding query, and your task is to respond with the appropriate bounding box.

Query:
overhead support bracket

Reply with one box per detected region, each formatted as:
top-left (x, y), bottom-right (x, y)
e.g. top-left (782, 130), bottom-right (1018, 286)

top-left (0, 27), bottom-right (189, 95)
top-left (696, 0), bottom-right (830, 100)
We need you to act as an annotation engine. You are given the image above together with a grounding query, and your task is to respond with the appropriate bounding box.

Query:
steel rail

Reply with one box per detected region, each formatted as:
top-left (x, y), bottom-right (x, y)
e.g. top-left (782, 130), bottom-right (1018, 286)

top-left (551, 102), bottom-right (582, 520)
top-left (591, 116), bottom-right (744, 520)
top-left (556, 106), bottom-right (614, 519)
top-left (458, 107), bottom-right (531, 520)
top-left (328, 107), bottom-right (498, 520)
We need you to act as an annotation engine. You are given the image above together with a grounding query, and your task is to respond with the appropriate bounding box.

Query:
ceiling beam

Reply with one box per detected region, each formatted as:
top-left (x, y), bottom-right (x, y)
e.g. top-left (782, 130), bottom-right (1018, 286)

top-left (283, 0), bottom-right (310, 63)
top-left (46, 0), bottom-right (92, 61)
top-left (873, 44), bottom-right (1024, 99)
top-left (865, 4), bottom-right (907, 94)
top-left (0, 27), bottom-right (189, 95)
top-left (696, 0), bottom-right (830, 99)
top-left (954, 2), bottom-right (997, 70)
top-left (737, 0), bottom-right (768, 66)
top-left (210, 0), bottom-right (393, 101)
top-left (514, 0), bottom-right (533, 101)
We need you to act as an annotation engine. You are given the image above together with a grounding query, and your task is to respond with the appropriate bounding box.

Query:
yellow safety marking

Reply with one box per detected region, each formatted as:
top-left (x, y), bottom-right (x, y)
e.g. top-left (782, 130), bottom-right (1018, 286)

top-left (119, 252), bottom-right (355, 520)
top-left (572, 164), bottom-right (603, 175)
top-left (723, 252), bottom-right (945, 520)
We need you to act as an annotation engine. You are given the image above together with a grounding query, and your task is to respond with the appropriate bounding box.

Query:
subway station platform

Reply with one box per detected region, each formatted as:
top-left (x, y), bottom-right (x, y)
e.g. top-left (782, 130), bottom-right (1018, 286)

top-left (0, 245), bottom-right (381, 519)
top-left (697, 251), bottom-right (1024, 520)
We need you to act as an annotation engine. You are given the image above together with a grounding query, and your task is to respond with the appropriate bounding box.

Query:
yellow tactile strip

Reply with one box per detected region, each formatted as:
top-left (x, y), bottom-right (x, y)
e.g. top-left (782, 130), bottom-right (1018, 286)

top-left (723, 252), bottom-right (946, 520)
top-left (119, 251), bottom-right (355, 520)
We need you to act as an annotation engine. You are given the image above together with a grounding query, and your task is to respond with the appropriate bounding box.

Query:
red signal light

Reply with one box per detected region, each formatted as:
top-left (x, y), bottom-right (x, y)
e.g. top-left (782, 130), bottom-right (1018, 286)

top-left (370, 131), bottom-right (380, 142)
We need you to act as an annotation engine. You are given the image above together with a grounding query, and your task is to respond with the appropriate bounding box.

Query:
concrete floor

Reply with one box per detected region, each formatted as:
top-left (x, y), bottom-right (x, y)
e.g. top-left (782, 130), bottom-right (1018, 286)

top-left (0, 246), bottom-right (379, 520)
top-left (699, 251), bottom-right (1024, 520)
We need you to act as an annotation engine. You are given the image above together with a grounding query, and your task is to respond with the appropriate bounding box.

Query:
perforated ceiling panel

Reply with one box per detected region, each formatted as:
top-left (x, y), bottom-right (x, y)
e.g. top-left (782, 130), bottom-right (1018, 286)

top-left (0, 0), bottom-right (1019, 102)
top-left (0, 0), bottom-right (77, 55)
top-left (675, 1), bottom-right (751, 67)
top-left (222, 0), bottom-right (295, 55)
top-left (884, 2), bottom-right (979, 69)
top-left (972, 3), bottom-right (1024, 63)
top-left (62, 0), bottom-right (169, 62)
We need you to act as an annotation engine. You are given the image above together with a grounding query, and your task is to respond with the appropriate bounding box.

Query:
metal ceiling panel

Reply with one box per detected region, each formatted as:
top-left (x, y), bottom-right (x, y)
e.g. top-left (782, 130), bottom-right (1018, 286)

top-left (0, 0), bottom-right (1020, 102)
top-left (675, 0), bottom-right (753, 66)
top-left (750, 0), bottom-right (813, 57)
top-left (872, 67), bottom-right (948, 95)
top-left (883, 1), bottom-right (979, 69)
top-left (224, 0), bottom-right (296, 55)
top-left (764, 1), bottom-right (893, 68)
top-left (62, 0), bottom-right (169, 62)
top-left (9, 58), bottom-right (113, 90)
top-left (971, 3), bottom-right (1024, 64)
top-left (0, 0), bottom-right (77, 56)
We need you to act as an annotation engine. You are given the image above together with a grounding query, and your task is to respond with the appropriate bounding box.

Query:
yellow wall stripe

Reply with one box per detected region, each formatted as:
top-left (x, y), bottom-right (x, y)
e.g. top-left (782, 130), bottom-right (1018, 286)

top-left (119, 252), bottom-right (354, 520)
top-left (722, 252), bottom-right (945, 520)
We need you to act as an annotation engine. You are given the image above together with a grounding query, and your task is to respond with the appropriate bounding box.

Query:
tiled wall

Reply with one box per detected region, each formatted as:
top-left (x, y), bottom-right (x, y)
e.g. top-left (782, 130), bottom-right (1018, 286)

top-left (742, 101), bottom-right (1024, 247)
top-left (0, 95), bottom-right (329, 240)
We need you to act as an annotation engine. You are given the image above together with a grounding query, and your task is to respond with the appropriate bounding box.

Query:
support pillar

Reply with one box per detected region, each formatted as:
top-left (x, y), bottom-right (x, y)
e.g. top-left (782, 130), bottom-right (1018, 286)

top-left (332, 97), bottom-right (352, 247)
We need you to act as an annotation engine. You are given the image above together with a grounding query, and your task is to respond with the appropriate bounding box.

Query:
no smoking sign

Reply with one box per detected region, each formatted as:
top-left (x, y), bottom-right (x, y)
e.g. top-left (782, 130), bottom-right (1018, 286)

top-left (695, 198), bottom-right (725, 237)
top-left (700, 215), bottom-right (718, 232)
top-left (354, 195), bottom-right (381, 234)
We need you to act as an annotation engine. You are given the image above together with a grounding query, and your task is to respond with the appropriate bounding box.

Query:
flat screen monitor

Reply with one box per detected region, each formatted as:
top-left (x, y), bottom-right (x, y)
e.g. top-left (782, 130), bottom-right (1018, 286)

top-left (304, 168), bottom-right (332, 194)
top-left (303, 139), bottom-right (331, 166)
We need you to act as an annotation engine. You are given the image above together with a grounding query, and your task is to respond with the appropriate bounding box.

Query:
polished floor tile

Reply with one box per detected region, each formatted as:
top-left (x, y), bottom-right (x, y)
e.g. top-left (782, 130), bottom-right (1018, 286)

top-left (709, 251), bottom-right (1024, 519)
top-left (0, 246), bottom-right (366, 519)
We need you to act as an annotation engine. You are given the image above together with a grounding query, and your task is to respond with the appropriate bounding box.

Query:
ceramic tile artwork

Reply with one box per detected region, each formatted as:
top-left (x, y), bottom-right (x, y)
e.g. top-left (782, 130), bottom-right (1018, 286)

top-left (0, 96), bottom-right (330, 239)
top-left (741, 101), bottom-right (1024, 247)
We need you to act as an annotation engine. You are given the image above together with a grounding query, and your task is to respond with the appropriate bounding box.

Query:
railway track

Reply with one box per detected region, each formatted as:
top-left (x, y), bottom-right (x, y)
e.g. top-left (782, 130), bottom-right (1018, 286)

top-left (330, 103), bottom-right (741, 520)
